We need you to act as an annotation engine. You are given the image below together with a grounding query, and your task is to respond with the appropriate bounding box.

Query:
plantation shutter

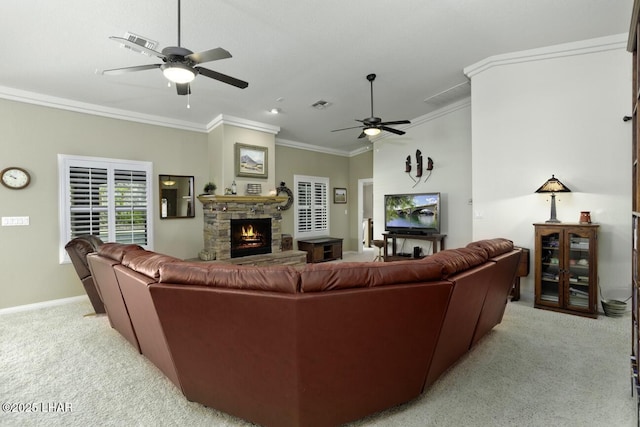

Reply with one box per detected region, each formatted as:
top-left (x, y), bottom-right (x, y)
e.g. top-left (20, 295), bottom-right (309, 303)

top-left (69, 166), bottom-right (108, 240)
top-left (59, 155), bottom-right (153, 263)
top-left (114, 169), bottom-right (149, 245)
top-left (294, 175), bottom-right (329, 238)
top-left (313, 181), bottom-right (327, 231)
top-left (297, 181), bottom-right (312, 232)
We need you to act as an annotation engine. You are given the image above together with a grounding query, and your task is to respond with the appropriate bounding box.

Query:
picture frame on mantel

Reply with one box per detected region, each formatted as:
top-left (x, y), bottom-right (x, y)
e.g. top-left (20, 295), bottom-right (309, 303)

top-left (334, 187), bottom-right (347, 204)
top-left (235, 143), bottom-right (268, 179)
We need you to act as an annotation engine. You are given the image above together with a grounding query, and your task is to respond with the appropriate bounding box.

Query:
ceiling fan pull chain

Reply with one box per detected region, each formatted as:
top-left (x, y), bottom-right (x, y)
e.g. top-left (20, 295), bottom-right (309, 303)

top-left (187, 89), bottom-right (191, 109)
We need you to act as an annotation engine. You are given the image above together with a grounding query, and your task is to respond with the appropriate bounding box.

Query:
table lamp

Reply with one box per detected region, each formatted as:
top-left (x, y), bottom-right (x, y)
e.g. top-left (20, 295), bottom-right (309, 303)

top-left (535, 174), bottom-right (571, 223)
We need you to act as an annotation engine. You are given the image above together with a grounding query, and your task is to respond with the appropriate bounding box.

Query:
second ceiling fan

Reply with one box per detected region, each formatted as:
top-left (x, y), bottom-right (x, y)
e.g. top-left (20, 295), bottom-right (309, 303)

top-left (332, 73), bottom-right (410, 139)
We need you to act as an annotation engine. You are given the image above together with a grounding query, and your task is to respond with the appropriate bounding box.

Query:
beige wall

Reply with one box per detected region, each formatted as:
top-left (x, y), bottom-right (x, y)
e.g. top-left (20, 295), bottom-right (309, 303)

top-left (275, 145), bottom-right (371, 251)
top-left (0, 99), bottom-right (209, 309)
top-left (0, 99), bottom-right (366, 309)
top-left (209, 124), bottom-right (276, 194)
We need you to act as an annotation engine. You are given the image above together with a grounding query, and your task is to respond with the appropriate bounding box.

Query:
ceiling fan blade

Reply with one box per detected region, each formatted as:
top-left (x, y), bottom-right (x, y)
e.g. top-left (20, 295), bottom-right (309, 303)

top-left (109, 36), bottom-right (166, 60)
top-left (358, 131), bottom-right (367, 139)
top-left (176, 83), bottom-right (191, 96)
top-left (381, 126), bottom-right (406, 136)
top-left (196, 67), bottom-right (248, 89)
top-left (186, 47), bottom-right (232, 64)
top-left (379, 120), bottom-right (411, 126)
top-left (101, 64), bottom-right (162, 75)
top-left (331, 125), bottom-right (364, 132)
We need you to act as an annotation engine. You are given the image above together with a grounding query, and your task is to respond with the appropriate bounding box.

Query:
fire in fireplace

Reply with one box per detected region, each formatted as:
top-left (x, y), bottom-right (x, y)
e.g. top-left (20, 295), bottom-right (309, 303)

top-left (230, 218), bottom-right (272, 258)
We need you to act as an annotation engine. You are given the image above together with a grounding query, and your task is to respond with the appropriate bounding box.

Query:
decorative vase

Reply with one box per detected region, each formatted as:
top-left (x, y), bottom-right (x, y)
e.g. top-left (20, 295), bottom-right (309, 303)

top-left (579, 211), bottom-right (591, 224)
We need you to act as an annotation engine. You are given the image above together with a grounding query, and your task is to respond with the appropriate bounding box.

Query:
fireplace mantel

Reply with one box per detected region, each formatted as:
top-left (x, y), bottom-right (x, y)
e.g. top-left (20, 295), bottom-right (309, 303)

top-left (198, 194), bottom-right (288, 204)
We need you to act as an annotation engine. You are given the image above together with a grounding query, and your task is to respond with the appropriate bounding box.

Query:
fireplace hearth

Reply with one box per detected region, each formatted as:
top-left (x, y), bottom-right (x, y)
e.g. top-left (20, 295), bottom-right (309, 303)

top-left (231, 218), bottom-right (272, 258)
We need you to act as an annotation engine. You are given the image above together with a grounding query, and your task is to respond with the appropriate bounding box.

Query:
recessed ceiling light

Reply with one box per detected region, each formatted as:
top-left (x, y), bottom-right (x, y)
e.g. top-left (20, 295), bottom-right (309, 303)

top-left (269, 108), bottom-right (281, 114)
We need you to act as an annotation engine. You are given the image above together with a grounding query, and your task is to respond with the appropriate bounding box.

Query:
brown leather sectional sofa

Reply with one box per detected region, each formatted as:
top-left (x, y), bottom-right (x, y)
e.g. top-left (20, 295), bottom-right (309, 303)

top-left (86, 238), bottom-right (521, 427)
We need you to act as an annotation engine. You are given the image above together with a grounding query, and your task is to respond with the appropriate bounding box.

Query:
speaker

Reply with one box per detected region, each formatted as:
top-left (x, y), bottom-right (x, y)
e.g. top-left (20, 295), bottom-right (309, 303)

top-left (413, 246), bottom-right (421, 258)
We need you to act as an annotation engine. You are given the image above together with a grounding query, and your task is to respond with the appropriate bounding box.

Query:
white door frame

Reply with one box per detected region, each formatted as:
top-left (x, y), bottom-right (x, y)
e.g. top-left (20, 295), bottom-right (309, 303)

top-left (357, 178), bottom-right (374, 253)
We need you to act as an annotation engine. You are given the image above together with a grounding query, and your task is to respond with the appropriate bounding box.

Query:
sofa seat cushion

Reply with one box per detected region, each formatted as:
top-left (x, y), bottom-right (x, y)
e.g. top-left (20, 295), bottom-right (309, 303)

top-left (159, 262), bottom-right (300, 294)
top-left (301, 260), bottom-right (447, 292)
top-left (122, 251), bottom-right (181, 280)
top-left (466, 238), bottom-right (514, 258)
top-left (97, 243), bottom-right (144, 262)
top-left (427, 247), bottom-right (488, 277)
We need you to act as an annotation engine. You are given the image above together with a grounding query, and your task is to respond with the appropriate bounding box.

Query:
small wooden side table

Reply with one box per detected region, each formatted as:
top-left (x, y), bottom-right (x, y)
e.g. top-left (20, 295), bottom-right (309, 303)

top-left (511, 247), bottom-right (530, 301)
top-left (297, 237), bottom-right (343, 263)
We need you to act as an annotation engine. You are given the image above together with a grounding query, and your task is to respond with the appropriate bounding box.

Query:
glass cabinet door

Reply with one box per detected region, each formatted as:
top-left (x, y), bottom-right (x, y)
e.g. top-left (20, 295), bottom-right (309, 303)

top-left (566, 232), bottom-right (591, 310)
top-left (539, 231), bottom-right (562, 306)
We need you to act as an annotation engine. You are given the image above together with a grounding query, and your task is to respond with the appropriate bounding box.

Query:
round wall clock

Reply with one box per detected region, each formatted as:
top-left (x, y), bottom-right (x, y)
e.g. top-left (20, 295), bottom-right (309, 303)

top-left (1, 167), bottom-right (31, 190)
top-left (276, 182), bottom-right (293, 211)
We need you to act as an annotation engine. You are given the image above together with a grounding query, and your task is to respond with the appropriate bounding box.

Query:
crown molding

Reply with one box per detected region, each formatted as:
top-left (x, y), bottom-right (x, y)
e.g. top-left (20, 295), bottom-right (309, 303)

top-left (464, 33), bottom-right (627, 78)
top-left (275, 137), bottom-right (370, 158)
top-left (0, 85), bottom-right (208, 132)
top-left (207, 114), bottom-right (280, 135)
top-left (370, 97), bottom-right (471, 145)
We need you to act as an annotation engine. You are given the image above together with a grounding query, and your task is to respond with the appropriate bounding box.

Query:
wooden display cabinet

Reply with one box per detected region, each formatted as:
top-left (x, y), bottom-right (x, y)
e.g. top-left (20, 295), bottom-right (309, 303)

top-left (534, 223), bottom-right (599, 318)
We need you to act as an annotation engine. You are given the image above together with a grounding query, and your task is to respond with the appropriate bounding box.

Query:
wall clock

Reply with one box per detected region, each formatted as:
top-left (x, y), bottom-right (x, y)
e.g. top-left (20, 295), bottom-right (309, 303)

top-left (276, 182), bottom-right (293, 211)
top-left (1, 167), bottom-right (31, 190)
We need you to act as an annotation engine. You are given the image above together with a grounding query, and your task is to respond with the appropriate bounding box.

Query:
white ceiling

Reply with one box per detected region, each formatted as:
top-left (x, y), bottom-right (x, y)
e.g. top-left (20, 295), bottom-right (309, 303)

top-left (0, 0), bottom-right (633, 154)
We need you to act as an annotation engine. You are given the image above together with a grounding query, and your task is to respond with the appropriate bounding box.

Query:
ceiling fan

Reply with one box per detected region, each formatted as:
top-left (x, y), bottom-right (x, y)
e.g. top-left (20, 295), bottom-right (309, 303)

top-left (102, 0), bottom-right (248, 96)
top-left (332, 73), bottom-right (410, 139)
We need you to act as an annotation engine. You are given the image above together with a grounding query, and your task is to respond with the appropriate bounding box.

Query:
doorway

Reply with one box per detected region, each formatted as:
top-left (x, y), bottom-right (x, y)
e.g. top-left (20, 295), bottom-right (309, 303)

top-left (357, 178), bottom-right (374, 253)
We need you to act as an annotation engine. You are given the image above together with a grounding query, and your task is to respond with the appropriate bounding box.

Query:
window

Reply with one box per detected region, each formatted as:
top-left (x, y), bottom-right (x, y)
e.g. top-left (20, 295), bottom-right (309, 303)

top-left (58, 154), bottom-right (153, 263)
top-left (294, 175), bottom-right (329, 239)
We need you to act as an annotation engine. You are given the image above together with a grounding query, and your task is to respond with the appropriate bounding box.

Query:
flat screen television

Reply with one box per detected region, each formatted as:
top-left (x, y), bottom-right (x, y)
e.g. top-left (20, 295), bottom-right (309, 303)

top-left (384, 192), bottom-right (441, 235)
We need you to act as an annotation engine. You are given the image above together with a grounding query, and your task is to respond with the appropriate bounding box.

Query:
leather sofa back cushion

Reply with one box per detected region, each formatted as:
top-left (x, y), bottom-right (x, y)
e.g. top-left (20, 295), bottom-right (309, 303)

top-left (122, 250), bottom-right (181, 280)
top-left (64, 238), bottom-right (96, 279)
top-left (159, 262), bottom-right (300, 294)
top-left (427, 247), bottom-right (488, 276)
top-left (301, 260), bottom-right (447, 292)
top-left (466, 238), bottom-right (514, 258)
top-left (97, 243), bottom-right (144, 262)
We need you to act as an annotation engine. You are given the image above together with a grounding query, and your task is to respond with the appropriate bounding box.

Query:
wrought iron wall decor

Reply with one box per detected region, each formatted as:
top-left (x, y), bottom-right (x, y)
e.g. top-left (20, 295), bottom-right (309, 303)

top-left (405, 149), bottom-right (433, 187)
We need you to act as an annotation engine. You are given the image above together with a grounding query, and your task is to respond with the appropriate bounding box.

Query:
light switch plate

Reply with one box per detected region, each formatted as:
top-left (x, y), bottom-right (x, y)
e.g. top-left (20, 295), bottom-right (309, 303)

top-left (1, 216), bottom-right (30, 226)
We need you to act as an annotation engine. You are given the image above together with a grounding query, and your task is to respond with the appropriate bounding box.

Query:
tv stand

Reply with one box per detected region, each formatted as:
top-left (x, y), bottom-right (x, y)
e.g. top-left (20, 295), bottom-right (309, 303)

top-left (382, 232), bottom-right (446, 261)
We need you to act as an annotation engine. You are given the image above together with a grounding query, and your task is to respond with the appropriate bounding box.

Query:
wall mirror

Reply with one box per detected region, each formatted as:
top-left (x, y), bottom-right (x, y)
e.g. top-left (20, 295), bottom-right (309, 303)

top-left (159, 174), bottom-right (195, 219)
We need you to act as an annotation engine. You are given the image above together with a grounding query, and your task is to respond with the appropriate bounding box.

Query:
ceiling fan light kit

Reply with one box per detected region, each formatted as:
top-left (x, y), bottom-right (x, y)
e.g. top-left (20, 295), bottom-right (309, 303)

top-left (331, 73), bottom-right (411, 140)
top-left (162, 63), bottom-right (195, 83)
top-left (364, 127), bottom-right (381, 136)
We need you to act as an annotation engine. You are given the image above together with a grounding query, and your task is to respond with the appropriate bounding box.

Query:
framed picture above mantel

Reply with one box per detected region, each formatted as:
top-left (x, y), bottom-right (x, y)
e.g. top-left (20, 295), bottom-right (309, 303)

top-left (235, 143), bottom-right (268, 179)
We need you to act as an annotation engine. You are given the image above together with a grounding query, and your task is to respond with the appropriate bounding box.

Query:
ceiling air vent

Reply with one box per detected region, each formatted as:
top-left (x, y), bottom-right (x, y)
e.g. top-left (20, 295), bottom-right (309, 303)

top-left (311, 100), bottom-right (332, 110)
top-left (423, 80), bottom-right (470, 108)
top-left (119, 32), bottom-right (158, 56)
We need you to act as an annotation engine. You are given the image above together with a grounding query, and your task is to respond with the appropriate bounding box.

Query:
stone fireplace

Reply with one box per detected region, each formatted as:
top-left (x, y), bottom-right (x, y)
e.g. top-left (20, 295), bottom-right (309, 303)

top-left (198, 195), bottom-right (287, 261)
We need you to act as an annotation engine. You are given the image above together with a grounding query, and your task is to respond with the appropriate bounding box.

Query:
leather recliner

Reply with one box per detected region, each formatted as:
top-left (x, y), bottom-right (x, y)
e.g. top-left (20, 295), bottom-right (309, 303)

top-left (65, 235), bottom-right (105, 314)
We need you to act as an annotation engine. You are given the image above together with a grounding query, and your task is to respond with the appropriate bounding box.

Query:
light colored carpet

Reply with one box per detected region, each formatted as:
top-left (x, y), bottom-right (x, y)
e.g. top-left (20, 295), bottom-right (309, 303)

top-left (0, 251), bottom-right (635, 426)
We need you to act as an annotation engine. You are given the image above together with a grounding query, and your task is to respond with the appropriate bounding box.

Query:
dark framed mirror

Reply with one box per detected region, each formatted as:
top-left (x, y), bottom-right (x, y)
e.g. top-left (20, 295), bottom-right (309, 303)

top-left (159, 174), bottom-right (195, 219)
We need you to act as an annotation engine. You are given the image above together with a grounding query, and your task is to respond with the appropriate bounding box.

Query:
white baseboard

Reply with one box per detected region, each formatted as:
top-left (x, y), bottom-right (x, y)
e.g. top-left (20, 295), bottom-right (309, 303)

top-left (0, 295), bottom-right (88, 316)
